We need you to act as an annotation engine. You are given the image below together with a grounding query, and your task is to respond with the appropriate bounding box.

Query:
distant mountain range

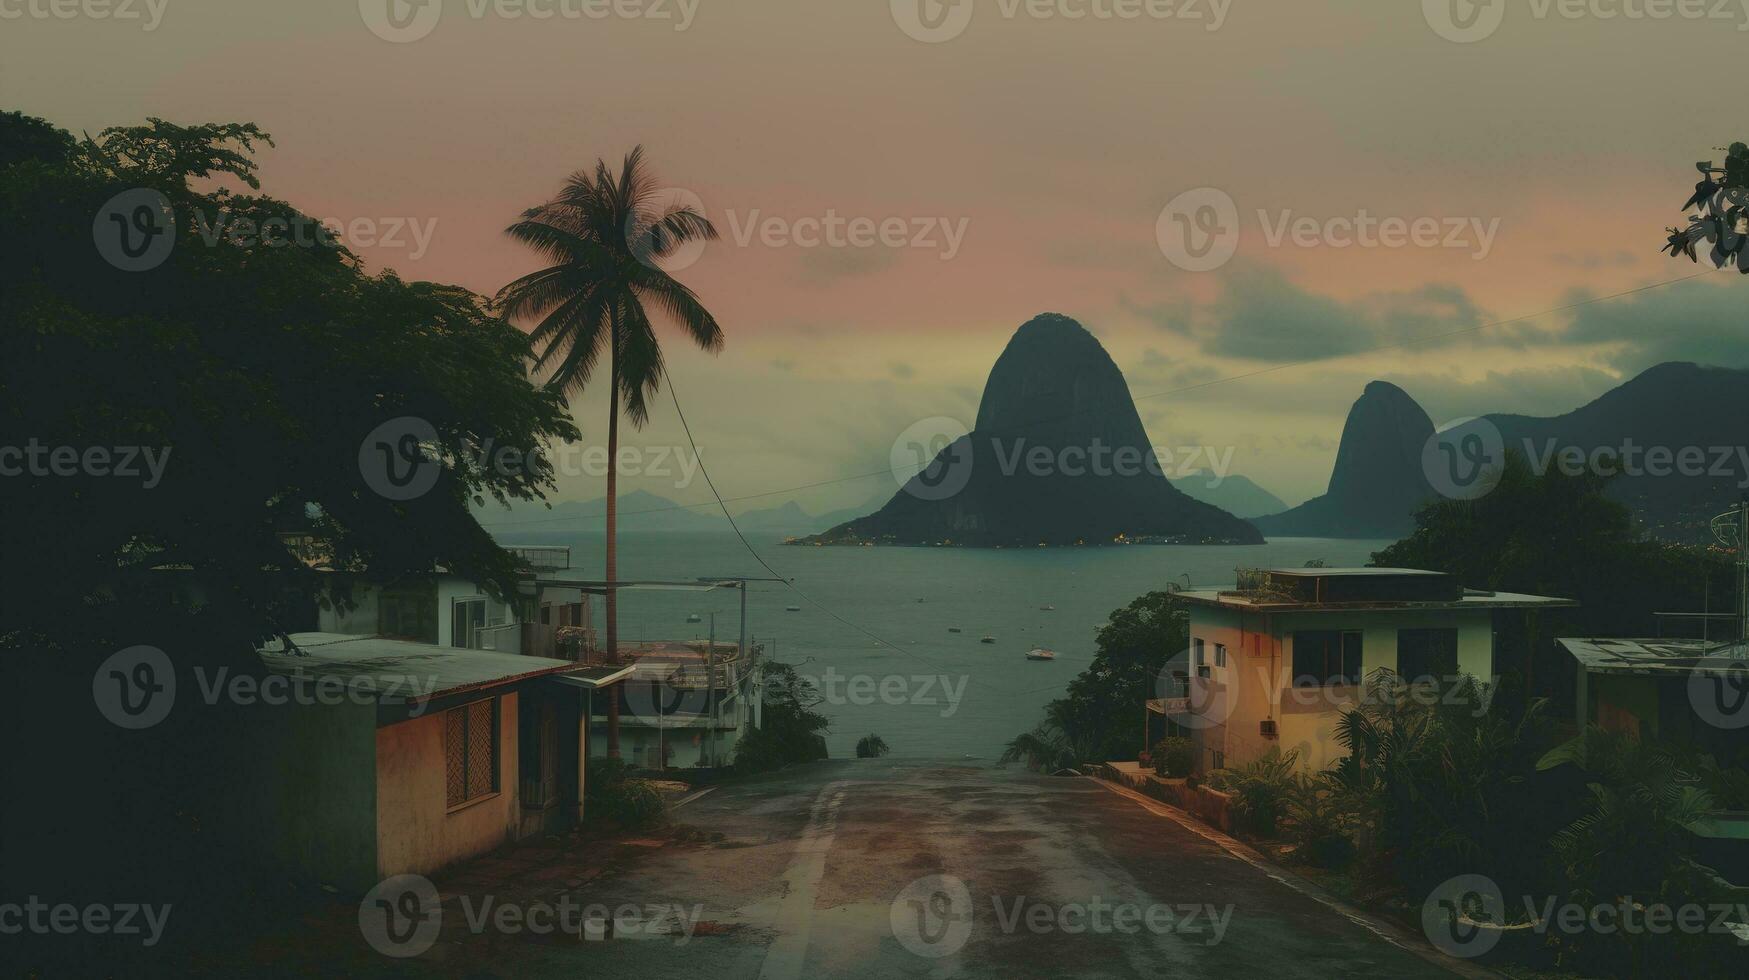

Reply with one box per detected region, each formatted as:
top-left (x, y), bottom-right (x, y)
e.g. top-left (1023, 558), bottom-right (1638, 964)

top-left (797, 313), bottom-right (1263, 546)
top-left (478, 488), bottom-right (895, 539)
top-left (1170, 473), bottom-right (1288, 520)
top-left (1253, 362), bottom-right (1749, 543)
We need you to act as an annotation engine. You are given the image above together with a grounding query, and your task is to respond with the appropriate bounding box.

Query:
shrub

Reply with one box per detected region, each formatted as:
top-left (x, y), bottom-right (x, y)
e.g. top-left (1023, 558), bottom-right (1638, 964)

top-left (1285, 773), bottom-right (1356, 869)
top-left (1151, 737), bottom-right (1195, 778)
top-left (1209, 748), bottom-right (1299, 838)
top-left (585, 758), bottom-right (667, 831)
top-left (855, 734), bottom-right (890, 759)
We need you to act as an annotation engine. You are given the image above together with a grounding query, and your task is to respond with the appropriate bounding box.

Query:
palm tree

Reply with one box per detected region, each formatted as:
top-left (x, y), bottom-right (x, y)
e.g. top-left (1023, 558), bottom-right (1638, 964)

top-left (497, 147), bottom-right (722, 759)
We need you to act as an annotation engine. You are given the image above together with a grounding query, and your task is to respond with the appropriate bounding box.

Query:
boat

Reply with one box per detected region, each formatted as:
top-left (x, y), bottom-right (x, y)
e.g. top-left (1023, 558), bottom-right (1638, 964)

top-left (686, 613), bottom-right (702, 623)
top-left (785, 605), bottom-right (801, 612)
top-left (980, 635), bottom-right (996, 644)
top-left (1025, 648), bottom-right (1057, 661)
top-left (947, 627), bottom-right (962, 633)
top-left (1039, 605), bottom-right (1055, 611)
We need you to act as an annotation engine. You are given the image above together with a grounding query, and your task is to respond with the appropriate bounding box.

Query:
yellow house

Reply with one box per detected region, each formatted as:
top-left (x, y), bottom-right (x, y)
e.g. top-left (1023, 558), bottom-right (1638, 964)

top-left (1163, 568), bottom-right (1575, 774)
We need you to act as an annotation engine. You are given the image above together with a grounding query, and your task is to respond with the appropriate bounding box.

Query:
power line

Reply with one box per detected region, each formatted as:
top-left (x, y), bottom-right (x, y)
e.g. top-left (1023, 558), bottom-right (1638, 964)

top-left (480, 266), bottom-right (1726, 531)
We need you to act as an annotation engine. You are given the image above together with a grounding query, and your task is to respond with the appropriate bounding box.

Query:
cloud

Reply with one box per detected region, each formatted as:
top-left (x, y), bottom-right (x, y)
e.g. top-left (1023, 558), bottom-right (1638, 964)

top-left (1559, 278), bottom-right (1749, 373)
top-left (794, 247), bottom-right (898, 285)
top-left (1190, 266), bottom-right (1498, 362)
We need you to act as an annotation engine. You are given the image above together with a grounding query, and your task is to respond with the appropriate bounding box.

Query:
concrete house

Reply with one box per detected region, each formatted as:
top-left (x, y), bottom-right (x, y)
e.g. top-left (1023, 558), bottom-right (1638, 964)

top-left (1162, 568), bottom-right (1575, 774)
top-left (241, 633), bottom-right (630, 893)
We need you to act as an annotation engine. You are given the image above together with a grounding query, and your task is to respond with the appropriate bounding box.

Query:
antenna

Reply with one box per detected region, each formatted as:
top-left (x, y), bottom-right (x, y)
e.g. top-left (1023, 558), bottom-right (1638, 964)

top-left (1712, 496), bottom-right (1749, 643)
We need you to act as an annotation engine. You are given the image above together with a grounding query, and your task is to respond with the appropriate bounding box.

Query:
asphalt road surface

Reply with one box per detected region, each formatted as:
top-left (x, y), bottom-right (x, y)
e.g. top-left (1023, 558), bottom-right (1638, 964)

top-left (460, 759), bottom-right (1469, 980)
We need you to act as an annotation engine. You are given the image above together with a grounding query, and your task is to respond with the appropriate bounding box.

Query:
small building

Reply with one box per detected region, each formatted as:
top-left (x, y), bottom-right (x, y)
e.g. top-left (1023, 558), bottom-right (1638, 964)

top-left (1558, 636), bottom-right (1749, 759)
top-left (241, 633), bottom-right (629, 892)
top-left (594, 639), bottom-right (761, 769)
top-left (1164, 568), bottom-right (1575, 774)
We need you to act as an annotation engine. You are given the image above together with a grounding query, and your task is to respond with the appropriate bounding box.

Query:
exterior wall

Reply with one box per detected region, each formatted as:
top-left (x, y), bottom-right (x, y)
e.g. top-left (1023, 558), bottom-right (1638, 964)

top-left (242, 700), bottom-right (380, 892)
top-left (1186, 605), bottom-right (1496, 775)
top-left (436, 577), bottom-right (513, 648)
top-left (375, 692), bottom-right (523, 880)
top-left (318, 586), bottom-right (381, 636)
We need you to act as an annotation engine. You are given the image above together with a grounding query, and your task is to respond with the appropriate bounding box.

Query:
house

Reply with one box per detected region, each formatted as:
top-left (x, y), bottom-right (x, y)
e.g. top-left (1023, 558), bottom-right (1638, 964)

top-left (315, 545), bottom-right (595, 659)
top-left (593, 639), bottom-right (761, 769)
top-left (240, 633), bottom-right (630, 892)
top-left (1558, 636), bottom-right (1749, 759)
top-left (1163, 567), bottom-right (1576, 775)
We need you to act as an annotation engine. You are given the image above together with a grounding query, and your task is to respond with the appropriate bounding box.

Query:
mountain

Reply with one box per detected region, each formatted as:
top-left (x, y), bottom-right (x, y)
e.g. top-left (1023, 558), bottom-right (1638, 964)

top-left (1250, 363), bottom-right (1749, 544)
top-left (1170, 473), bottom-right (1289, 520)
top-left (797, 313), bottom-right (1262, 546)
top-left (480, 489), bottom-right (722, 535)
top-left (1486, 362), bottom-right (1749, 542)
top-left (1251, 381), bottom-right (1436, 539)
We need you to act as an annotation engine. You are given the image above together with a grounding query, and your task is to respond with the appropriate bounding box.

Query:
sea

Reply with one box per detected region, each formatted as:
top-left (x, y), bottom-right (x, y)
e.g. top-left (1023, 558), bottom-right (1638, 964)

top-left (514, 530), bottom-right (1391, 760)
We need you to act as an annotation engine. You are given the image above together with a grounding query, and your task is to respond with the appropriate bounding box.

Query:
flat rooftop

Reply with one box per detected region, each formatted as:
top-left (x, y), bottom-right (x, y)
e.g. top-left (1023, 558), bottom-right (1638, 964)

top-left (1559, 637), bottom-right (1749, 675)
top-left (257, 632), bottom-right (584, 702)
top-left (1175, 566), bottom-right (1576, 612)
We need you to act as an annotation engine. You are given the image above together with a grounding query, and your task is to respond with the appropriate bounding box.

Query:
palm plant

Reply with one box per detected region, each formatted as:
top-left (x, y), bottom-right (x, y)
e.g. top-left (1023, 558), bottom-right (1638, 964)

top-left (1209, 747), bottom-right (1300, 837)
top-left (497, 148), bottom-right (722, 758)
top-left (1000, 723), bottom-right (1084, 772)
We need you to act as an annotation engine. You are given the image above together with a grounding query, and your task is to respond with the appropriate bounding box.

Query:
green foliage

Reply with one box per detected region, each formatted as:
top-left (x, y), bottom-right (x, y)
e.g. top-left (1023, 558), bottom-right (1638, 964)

top-left (1151, 737), bottom-right (1195, 778)
top-left (735, 661), bottom-right (830, 774)
top-left (1007, 591), bottom-right (1186, 766)
top-left (585, 758), bottom-right (667, 830)
top-left (855, 734), bottom-right (890, 759)
top-left (1284, 773), bottom-right (1357, 869)
top-left (1374, 451), bottom-right (1731, 699)
top-left (1210, 748), bottom-right (1300, 838)
top-left (0, 114), bottom-right (579, 657)
top-left (1000, 723), bottom-right (1085, 772)
top-left (1328, 671), bottom-right (1566, 902)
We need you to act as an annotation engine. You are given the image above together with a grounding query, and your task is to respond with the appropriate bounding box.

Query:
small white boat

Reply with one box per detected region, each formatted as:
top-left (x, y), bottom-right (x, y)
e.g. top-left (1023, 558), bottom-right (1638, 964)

top-left (1039, 605), bottom-right (1056, 611)
top-left (980, 635), bottom-right (996, 644)
top-left (1025, 648), bottom-right (1057, 661)
top-left (686, 613), bottom-right (702, 623)
top-left (947, 627), bottom-right (962, 633)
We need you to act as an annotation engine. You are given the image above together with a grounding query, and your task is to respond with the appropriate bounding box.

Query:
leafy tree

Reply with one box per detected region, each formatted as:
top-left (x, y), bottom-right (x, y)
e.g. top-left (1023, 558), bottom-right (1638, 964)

top-left (735, 660), bottom-right (830, 773)
top-left (1000, 723), bottom-right (1083, 772)
top-left (496, 146), bottom-right (723, 755)
top-left (1373, 451), bottom-right (1732, 701)
top-left (1028, 591), bottom-right (1187, 763)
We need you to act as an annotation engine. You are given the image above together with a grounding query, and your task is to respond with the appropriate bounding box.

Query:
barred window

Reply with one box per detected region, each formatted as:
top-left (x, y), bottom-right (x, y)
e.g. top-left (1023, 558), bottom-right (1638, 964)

top-left (445, 698), bottom-right (498, 808)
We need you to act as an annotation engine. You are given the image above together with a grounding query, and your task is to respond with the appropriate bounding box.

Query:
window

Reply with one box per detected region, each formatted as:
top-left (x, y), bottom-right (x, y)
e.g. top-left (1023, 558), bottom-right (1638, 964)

top-left (1214, 643), bottom-right (1227, 667)
top-left (1193, 638), bottom-right (1205, 666)
top-left (451, 597), bottom-right (506, 649)
top-left (1292, 630), bottom-right (1363, 687)
top-left (445, 698), bottom-right (498, 808)
top-left (1397, 628), bottom-right (1459, 682)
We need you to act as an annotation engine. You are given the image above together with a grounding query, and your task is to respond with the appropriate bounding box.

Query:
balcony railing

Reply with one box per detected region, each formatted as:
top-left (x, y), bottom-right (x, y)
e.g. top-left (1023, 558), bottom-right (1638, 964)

top-left (505, 545), bottom-right (571, 572)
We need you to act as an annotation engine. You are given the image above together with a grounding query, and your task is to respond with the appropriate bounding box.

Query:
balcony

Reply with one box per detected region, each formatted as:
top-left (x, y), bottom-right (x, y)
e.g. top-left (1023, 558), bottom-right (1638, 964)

top-left (505, 545), bottom-right (572, 572)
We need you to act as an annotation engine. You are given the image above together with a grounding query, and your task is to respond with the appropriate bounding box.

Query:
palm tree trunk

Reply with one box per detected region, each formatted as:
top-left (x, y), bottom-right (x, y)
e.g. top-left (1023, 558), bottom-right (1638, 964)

top-left (605, 325), bottom-right (621, 760)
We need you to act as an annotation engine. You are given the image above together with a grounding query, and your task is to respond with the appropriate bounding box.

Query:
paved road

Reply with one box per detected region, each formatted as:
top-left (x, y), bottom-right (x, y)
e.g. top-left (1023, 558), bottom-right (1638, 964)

top-left (486, 759), bottom-right (1465, 979)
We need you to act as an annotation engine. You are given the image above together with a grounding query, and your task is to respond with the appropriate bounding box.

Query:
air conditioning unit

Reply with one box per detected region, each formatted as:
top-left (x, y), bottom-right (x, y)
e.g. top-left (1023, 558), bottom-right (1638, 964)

top-left (1259, 719), bottom-right (1279, 739)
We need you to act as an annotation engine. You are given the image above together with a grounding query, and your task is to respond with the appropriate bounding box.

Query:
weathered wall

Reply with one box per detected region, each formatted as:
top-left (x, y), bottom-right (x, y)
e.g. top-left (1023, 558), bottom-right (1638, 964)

top-left (242, 700), bottom-right (379, 892)
top-left (374, 692), bottom-right (521, 880)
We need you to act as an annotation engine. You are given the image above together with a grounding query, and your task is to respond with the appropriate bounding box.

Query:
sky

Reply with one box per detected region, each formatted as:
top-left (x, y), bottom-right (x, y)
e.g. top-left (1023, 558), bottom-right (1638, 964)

top-left (7, 0), bottom-right (1749, 515)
